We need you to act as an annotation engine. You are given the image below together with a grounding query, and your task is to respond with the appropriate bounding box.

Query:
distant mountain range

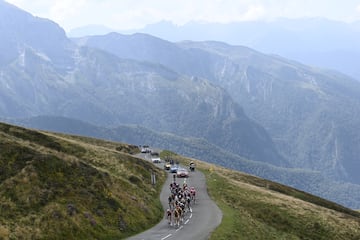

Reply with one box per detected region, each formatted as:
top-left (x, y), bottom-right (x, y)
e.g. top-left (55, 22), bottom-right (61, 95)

top-left (69, 18), bottom-right (360, 80)
top-left (2, 0), bottom-right (360, 209)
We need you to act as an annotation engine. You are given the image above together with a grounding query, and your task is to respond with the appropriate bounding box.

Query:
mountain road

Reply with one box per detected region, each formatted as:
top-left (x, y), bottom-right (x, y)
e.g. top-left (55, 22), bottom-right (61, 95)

top-left (127, 153), bottom-right (222, 240)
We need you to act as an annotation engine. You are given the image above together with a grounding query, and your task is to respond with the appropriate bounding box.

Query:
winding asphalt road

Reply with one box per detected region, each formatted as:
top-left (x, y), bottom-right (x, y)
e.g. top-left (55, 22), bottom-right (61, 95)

top-left (127, 153), bottom-right (222, 240)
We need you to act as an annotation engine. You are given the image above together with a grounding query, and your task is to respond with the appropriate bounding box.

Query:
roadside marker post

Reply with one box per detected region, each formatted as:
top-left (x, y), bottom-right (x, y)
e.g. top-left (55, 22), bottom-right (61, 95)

top-left (151, 171), bottom-right (156, 185)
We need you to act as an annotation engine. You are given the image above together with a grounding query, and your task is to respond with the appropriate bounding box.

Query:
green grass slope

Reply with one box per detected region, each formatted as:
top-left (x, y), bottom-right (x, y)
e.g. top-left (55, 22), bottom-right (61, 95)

top-left (0, 122), bottom-right (166, 239)
top-left (173, 155), bottom-right (360, 240)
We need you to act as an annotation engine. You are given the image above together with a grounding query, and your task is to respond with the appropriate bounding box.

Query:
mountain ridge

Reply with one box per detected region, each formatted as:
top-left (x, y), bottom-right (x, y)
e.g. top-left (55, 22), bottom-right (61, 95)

top-left (70, 18), bottom-right (360, 80)
top-left (128, 18), bottom-right (360, 80)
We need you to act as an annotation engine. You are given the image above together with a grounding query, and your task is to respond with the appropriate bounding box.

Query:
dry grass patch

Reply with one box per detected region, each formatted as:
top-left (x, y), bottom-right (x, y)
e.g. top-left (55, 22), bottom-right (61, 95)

top-left (0, 225), bottom-right (10, 239)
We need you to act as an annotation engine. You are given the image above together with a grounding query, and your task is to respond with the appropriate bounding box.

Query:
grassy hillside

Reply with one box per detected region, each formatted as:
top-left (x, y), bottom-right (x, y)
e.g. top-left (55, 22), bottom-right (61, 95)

top-left (171, 155), bottom-right (360, 239)
top-left (10, 115), bottom-right (360, 209)
top-left (0, 122), bottom-right (166, 239)
top-left (2, 122), bottom-right (360, 239)
top-left (13, 115), bottom-right (360, 208)
top-left (205, 164), bottom-right (360, 239)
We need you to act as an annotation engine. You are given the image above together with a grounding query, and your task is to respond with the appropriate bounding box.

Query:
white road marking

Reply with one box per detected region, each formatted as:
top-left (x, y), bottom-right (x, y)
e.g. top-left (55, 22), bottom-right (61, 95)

top-left (185, 219), bottom-right (189, 224)
top-left (175, 226), bottom-right (183, 232)
top-left (190, 213), bottom-right (192, 218)
top-left (161, 234), bottom-right (172, 240)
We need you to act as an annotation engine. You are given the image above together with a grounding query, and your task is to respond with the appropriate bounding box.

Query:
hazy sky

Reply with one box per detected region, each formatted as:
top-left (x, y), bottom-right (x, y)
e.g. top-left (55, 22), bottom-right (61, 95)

top-left (6, 0), bottom-right (360, 32)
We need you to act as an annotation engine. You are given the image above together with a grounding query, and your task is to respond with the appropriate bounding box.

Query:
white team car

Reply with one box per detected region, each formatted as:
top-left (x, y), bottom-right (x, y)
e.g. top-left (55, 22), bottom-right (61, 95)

top-left (176, 168), bottom-right (189, 178)
top-left (140, 145), bottom-right (151, 153)
top-left (151, 157), bottom-right (161, 163)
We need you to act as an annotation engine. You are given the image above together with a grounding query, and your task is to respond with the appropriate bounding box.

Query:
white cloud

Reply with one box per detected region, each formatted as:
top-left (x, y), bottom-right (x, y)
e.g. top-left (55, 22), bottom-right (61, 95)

top-left (105, 0), bottom-right (267, 29)
top-left (240, 4), bottom-right (266, 21)
top-left (48, 0), bottom-right (86, 22)
top-left (6, 0), bottom-right (360, 31)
